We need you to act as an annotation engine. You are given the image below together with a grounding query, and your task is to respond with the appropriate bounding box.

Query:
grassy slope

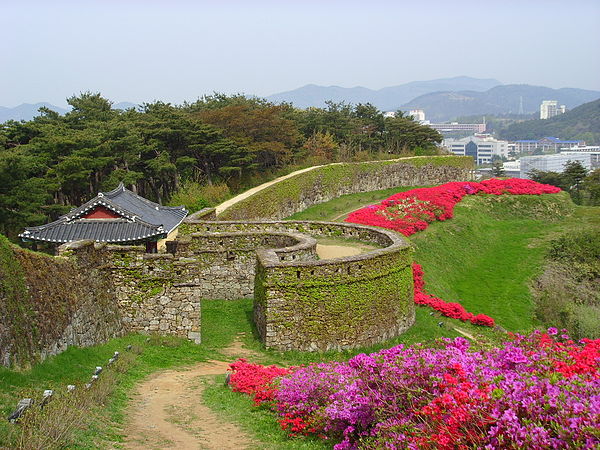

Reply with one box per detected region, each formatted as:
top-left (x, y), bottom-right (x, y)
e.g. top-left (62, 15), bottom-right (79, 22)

top-left (409, 194), bottom-right (567, 332)
top-left (287, 186), bottom-right (425, 221)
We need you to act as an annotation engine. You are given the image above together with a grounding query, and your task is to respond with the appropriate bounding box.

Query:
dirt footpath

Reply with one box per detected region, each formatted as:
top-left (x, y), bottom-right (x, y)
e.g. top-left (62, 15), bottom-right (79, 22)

top-left (123, 339), bottom-right (256, 450)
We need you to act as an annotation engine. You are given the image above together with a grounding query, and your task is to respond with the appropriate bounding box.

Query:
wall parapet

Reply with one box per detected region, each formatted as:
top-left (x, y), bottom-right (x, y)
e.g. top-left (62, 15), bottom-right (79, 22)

top-left (216, 156), bottom-right (473, 221)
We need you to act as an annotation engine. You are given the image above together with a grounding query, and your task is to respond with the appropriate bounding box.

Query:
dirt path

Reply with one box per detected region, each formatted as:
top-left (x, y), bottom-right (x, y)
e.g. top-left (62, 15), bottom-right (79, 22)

top-left (123, 336), bottom-right (258, 450)
top-left (215, 165), bottom-right (325, 215)
top-left (215, 156), bottom-right (435, 216)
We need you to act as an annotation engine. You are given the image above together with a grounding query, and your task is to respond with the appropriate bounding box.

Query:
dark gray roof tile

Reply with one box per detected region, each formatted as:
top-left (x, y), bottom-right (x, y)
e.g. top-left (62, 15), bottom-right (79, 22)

top-left (20, 183), bottom-right (187, 244)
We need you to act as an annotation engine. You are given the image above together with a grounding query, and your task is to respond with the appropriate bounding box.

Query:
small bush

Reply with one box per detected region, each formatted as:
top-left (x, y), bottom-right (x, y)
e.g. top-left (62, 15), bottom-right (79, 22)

top-left (533, 229), bottom-right (600, 340)
top-left (548, 229), bottom-right (600, 274)
top-left (168, 182), bottom-right (231, 212)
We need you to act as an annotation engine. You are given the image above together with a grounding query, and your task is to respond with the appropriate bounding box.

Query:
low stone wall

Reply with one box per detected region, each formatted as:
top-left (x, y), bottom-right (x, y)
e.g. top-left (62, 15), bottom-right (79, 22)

top-left (217, 156), bottom-right (473, 220)
top-left (181, 219), bottom-right (415, 351)
top-left (101, 246), bottom-right (202, 343)
top-left (0, 238), bottom-right (123, 367)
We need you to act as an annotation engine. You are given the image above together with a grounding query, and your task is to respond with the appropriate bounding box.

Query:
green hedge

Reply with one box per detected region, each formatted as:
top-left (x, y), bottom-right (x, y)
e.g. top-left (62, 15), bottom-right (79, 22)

top-left (218, 156), bottom-right (473, 220)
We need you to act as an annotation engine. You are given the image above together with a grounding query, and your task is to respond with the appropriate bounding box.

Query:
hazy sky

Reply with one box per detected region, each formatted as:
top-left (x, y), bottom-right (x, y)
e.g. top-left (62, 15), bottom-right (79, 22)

top-left (2, 0), bottom-right (599, 107)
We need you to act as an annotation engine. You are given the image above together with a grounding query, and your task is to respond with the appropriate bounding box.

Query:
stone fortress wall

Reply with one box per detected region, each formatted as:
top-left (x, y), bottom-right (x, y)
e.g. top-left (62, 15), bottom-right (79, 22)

top-left (217, 156), bottom-right (473, 220)
top-left (0, 240), bottom-right (124, 367)
top-left (180, 213), bottom-right (415, 351)
top-left (0, 156), bottom-right (473, 365)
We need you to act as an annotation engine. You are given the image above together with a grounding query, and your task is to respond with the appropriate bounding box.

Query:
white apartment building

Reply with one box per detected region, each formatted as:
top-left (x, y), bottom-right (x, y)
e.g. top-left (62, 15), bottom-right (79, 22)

top-left (443, 135), bottom-right (510, 165)
top-left (520, 153), bottom-right (593, 178)
top-left (540, 100), bottom-right (566, 119)
top-left (408, 109), bottom-right (426, 122)
top-left (561, 146), bottom-right (600, 169)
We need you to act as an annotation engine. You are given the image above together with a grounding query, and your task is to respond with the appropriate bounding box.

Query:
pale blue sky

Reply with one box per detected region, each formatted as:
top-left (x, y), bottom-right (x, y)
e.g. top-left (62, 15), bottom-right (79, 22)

top-left (1, 0), bottom-right (599, 107)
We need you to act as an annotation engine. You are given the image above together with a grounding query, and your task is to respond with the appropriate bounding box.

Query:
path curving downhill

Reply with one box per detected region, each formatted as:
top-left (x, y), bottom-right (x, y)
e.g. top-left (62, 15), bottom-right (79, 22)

top-left (123, 338), bottom-right (258, 450)
top-left (215, 156), bottom-right (440, 216)
top-left (215, 165), bottom-right (326, 215)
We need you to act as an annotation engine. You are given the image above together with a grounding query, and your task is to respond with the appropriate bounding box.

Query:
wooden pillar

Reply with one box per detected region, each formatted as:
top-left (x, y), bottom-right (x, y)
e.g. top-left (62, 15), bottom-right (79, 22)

top-left (145, 241), bottom-right (158, 254)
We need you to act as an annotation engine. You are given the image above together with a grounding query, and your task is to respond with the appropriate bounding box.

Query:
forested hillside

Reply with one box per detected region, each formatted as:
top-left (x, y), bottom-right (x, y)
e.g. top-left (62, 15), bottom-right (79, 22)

top-left (0, 93), bottom-right (442, 240)
top-left (499, 99), bottom-right (600, 143)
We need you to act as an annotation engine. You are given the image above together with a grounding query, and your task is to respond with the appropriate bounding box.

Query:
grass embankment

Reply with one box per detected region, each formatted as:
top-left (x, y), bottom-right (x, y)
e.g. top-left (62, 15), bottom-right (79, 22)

top-left (409, 192), bottom-right (577, 332)
top-left (287, 186), bottom-right (424, 221)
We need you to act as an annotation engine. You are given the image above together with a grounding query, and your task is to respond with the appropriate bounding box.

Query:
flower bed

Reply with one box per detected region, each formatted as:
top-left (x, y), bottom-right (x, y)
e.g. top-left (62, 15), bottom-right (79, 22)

top-left (345, 179), bottom-right (561, 326)
top-left (346, 179), bottom-right (561, 237)
top-left (413, 263), bottom-right (495, 327)
top-left (229, 331), bottom-right (600, 449)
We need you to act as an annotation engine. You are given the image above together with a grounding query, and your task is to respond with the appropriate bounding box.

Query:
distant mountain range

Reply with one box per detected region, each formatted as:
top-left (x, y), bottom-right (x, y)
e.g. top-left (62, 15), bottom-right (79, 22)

top-left (0, 103), bottom-right (69, 122)
top-left (3, 77), bottom-right (599, 124)
top-left (404, 85), bottom-right (600, 122)
top-left (267, 76), bottom-right (502, 110)
top-left (498, 98), bottom-right (600, 144)
top-left (0, 102), bottom-right (138, 123)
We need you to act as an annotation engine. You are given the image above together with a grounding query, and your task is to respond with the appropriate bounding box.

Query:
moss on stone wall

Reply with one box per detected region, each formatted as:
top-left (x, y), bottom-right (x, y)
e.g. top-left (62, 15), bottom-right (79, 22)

top-left (0, 235), bottom-right (37, 365)
top-left (263, 260), bottom-right (414, 351)
top-left (0, 239), bottom-right (123, 367)
top-left (218, 156), bottom-right (473, 221)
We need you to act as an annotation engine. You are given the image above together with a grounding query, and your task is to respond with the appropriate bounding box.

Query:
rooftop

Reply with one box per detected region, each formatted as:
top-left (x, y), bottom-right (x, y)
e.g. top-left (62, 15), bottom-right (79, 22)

top-left (20, 183), bottom-right (188, 244)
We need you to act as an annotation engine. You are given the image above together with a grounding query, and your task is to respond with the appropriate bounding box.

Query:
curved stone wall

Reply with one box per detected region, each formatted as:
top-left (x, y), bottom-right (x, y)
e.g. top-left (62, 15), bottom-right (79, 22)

top-left (181, 218), bottom-right (415, 351)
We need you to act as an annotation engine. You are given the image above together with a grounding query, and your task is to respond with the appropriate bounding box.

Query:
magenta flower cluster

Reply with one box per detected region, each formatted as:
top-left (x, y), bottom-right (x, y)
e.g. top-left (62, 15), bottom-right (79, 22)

top-left (273, 331), bottom-right (600, 449)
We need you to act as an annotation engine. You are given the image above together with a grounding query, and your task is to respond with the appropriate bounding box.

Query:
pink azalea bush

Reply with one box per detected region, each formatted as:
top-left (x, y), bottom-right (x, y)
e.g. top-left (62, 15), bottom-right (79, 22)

top-left (230, 331), bottom-right (600, 449)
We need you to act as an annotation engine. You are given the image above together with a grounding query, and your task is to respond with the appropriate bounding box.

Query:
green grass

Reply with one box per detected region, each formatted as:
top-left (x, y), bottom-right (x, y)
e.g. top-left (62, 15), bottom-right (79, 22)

top-left (410, 194), bottom-right (594, 333)
top-left (286, 186), bottom-right (427, 221)
top-left (202, 375), bottom-right (329, 449)
top-left (2, 187), bottom-right (594, 449)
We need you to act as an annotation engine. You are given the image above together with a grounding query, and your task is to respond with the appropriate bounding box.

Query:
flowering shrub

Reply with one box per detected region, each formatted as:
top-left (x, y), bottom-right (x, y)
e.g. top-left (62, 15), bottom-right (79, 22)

top-left (228, 358), bottom-right (291, 405)
top-left (413, 263), bottom-right (495, 327)
top-left (345, 179), bottom-right (560, 326)
top-left (230, 331), bottom-right (600, 449)
top-left (346, 179), bottom-right (561, 237)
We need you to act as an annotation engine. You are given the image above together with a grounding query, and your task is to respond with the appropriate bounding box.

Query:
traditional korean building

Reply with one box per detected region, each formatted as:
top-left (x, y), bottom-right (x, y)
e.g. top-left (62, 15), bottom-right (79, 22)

top-left (19, 183), bottom-right (188, 252)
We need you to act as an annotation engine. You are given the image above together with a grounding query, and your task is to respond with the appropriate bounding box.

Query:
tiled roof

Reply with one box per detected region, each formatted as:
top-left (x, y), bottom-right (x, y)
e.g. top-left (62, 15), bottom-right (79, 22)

top-left (19, 183), bottom-right (188, 244)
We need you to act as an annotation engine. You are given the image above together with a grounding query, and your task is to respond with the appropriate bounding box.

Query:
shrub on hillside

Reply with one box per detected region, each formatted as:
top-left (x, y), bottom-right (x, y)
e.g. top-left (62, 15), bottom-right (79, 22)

top-left (346, 179), bottom-right (561, 236)
top-left (533, 229), bottom-right (600, 340)
top-left (167, 182), bottom-right (231, 212)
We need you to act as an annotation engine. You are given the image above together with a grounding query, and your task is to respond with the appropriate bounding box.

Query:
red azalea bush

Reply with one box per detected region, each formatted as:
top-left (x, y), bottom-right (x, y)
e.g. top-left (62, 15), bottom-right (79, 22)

top-left (346, 179), bottom-right (561, 237)
top-left (228, 358), bottom-right (291, 405)
top-left (413, 263), bottom-right (495, 327)
top-left (345, 179), bottom-right (560, 326)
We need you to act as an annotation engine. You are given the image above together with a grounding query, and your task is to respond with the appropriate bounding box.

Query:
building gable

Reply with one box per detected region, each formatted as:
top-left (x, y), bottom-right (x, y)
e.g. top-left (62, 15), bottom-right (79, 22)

top-left (82, 205), bottom-right (123, 219)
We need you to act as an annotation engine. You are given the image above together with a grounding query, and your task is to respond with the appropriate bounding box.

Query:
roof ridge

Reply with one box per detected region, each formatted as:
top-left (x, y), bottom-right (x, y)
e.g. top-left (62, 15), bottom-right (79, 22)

top-left (65, 196), bottom-right (138, 222)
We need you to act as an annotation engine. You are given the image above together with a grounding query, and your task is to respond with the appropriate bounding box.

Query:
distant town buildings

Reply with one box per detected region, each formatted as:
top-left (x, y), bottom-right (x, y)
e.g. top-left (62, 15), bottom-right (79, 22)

top-left (561, 146), bottom-right (600, 170)
top-left (540, 100), bottom-right (566, 119)
top-left (443, 134), bottom-right (510, 164)
top-left (513, 137), bottom-right (582, 154)
top-left (429, 122), bottom-right (487, 134)
top-left (400, 109), bottom-right (486, 134)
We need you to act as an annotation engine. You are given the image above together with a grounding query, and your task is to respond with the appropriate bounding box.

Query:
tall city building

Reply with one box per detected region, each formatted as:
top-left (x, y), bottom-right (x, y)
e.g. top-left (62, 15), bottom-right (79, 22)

top-left (540, 100), bottom-right (566, 119)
